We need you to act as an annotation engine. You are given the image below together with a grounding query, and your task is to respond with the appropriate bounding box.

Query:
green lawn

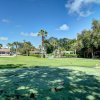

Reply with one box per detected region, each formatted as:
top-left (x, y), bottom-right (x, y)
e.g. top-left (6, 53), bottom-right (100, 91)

top-left (0, 56), bottom-right (100, 68)
top-left (0, 56), bottom-right (100, 99)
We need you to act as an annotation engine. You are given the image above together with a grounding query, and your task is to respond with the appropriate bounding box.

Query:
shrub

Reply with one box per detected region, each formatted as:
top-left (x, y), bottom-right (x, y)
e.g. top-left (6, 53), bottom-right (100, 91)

top-left (64, 54), bottom-right (77, 58)
top-left (30, 54), bottom-right (41, 58)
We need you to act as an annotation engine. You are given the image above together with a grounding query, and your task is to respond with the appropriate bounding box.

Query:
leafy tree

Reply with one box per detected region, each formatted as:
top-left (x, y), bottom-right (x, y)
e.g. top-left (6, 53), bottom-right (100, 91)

top-left (92, 20), bottom-right (100, 48)
top-left (44, 40), bottom-right (53, 54)
top-left (7, 41), bottom-right (34, 56)
top-left (76, 20), bottom-right (100, 58)
top-left (77, 30), bottom-right (93, 58)
top-left (48, 37), bottom-right (58, 50)
top-left (23, 41), bottom-right (33, 56)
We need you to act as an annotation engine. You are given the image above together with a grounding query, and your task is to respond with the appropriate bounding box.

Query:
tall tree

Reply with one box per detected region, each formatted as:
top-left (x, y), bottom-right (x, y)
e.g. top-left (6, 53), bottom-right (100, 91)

top-left (76, 19), bottom-right (100, 58)
top-left (13, 41), bottom-right (19, 56)
top-left (92, 20), bottom-right (100, 48)
top-left (23, 41), bottom-right (33, 56)
top-left (43, 40), bottom-right (53, 54)
top-left (48, 37), bottom-right (58, 51)
top-left (7, 43), bottom-right (14, 54)
top-left (38, 29), bottom-right (48, 57)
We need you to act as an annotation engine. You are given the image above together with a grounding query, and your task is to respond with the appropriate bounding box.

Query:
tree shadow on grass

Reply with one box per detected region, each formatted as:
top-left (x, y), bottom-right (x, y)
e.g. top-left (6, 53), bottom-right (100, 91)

top-left (0, 65), bottom-right (100, 100)
top-left (0, 64), bottom-right (27, 69)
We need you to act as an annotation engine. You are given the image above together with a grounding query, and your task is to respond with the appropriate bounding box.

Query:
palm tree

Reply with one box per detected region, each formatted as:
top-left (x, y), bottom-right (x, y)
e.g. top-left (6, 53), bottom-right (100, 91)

top-left (38, 29), bottom-right (48, 58)
top-left (7, 43), bottom-right (14, 55)
top-left (7, 43), bottom-right (13, 48)
top-left (13, 42), bottom-right (19, 56)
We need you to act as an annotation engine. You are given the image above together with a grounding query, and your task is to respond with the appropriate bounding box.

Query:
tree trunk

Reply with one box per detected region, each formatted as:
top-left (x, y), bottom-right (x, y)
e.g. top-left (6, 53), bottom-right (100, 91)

top-left (75, 49), bottom-right (76, 54)
top-left (91, 48), bottom-right (94, 58)
top-left (91, 51), bottom-right (94, 58)
top-left (84, 52), bottom-right (85, 58)
top-left (16, 46), bottom-right (18, 56)
top-left (27, 51), bottom-right (29, 56)
top-left (41, 36), bottom-right (45, 58)
top-left (53, 46), bottom-right (56, 58)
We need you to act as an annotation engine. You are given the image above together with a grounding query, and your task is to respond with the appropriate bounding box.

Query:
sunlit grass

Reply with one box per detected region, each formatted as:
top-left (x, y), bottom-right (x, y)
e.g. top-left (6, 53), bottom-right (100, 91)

top-left (0, 56), bottom-right (100, 99)
top-left (0, 56), bottom-right (100, 68)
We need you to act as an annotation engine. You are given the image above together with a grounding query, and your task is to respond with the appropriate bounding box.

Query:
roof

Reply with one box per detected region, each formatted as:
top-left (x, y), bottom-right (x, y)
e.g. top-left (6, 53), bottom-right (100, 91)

top-left (0, 48), bottom-right (10, 52)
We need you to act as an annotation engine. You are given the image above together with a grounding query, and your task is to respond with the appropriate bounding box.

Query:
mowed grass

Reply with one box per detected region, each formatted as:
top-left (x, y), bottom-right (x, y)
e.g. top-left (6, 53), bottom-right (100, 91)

top-left (0, 67), bottom-right (100, 99)
top-left (0, 56), bottom-right (100, 99)
top-left (0, 56), bottom-right (100, 68)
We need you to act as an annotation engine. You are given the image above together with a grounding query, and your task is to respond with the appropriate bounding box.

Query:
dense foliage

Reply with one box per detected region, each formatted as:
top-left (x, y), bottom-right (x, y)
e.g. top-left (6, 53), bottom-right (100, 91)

top-left (44, 20), bottom-right (100, 58)
top-left (7, 41), bottom-right (35, 56)
top-left (44, 37), bottom-right (76, 53)
top-left (0, 20), bottom-right (100, 58)
top-left (76, 20), bottom-right (100, 58)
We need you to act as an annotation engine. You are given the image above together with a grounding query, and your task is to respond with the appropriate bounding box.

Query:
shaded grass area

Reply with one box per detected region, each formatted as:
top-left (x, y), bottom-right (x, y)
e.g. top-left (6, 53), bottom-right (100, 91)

top-left (0, 56), bottom-right (100, 99)
top-left (0, 66), bottom-right (100, 100)
top-left (0, 56), bottom-right (100, 68)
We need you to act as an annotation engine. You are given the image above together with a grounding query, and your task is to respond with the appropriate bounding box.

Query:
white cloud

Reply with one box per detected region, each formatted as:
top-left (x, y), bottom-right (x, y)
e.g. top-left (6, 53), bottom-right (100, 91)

top-left (20, 32), bottom-right (29, 36)
top-left (1, 19), bottom-right (11, 23)
top-left (65, 0), bottom-right (100, 17)
top-left (30, 32), bottom-right (38, 37)
top-left (0, 37), bottom-right (8, 41)
top-left (20, 32), bottom-right (38, 37)
top-left (57, 24), bottom-right (69, 31)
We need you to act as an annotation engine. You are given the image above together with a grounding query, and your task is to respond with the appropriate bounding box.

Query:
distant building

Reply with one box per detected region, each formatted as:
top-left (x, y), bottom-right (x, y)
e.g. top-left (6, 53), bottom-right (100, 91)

top-left (0, 48), bottom-right (10, 56)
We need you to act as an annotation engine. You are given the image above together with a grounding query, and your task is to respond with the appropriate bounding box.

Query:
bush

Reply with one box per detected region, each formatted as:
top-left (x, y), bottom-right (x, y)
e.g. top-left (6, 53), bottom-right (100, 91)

top-left (64, 54), bottom-right (77, 58)
top-left (30, 54), bottom-right (41, 58)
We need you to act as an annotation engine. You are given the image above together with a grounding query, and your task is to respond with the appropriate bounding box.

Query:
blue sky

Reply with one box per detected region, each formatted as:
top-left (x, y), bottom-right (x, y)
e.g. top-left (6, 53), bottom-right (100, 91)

top-left (0, 0), bottom-right (100, 47)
